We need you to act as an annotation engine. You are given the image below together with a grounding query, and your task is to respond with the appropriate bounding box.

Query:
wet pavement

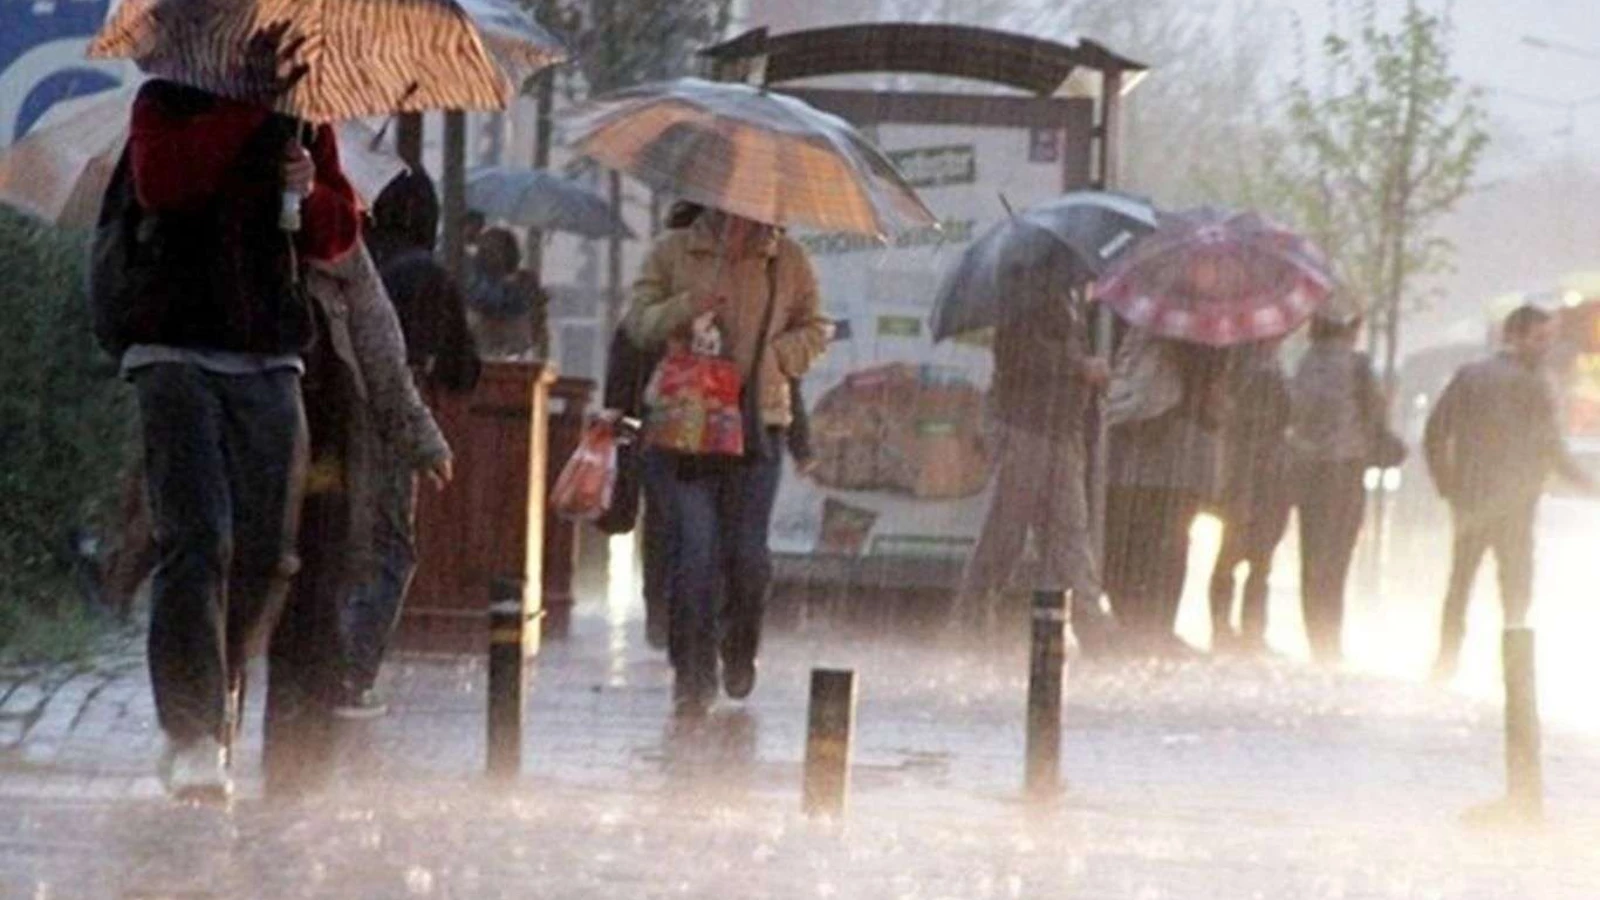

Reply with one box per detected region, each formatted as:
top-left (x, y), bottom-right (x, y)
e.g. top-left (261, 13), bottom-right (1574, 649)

top-left (4, 537), bottom-right (1600, 898)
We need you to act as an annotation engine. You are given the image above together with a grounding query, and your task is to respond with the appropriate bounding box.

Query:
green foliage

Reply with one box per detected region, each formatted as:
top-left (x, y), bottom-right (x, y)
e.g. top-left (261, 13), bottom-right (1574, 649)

top-left (531, 0), bottom-right (734, 98)
top-left (0, 209), bottom-right (133, 625)
top-left (1248, 1), bottom-right (1489, 376)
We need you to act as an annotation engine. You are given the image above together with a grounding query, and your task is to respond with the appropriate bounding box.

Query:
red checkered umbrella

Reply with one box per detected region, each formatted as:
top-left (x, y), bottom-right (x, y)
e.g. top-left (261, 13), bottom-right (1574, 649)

top-left (1094, 207), bottom-right (1336, 346)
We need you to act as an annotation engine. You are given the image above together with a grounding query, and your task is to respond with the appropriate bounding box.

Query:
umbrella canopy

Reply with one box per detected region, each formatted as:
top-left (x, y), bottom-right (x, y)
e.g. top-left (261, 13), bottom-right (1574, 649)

top-left (561, 77), bottom-right (936, 238)
top-left (1095, 206), bottom-right (1336, 347)
top-left (0, 84), bottom-right (406, 227)
top-left (87, 0), bottom-right (510, 122)
top-left (930, 190), bottom-right (1157, 341)
top-left (466, 167), bottom-right (633, 240)
top-left (457, 0), bottom-right (568, 86)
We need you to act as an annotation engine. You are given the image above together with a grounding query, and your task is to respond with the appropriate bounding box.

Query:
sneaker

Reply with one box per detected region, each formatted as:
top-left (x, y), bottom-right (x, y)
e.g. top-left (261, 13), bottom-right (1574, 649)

top-left (722, 659), bottom-right (757, 701)
top-left (160, 737), bottom-right (232, 803)
top-left (332, 687), bottom-right (390, 720)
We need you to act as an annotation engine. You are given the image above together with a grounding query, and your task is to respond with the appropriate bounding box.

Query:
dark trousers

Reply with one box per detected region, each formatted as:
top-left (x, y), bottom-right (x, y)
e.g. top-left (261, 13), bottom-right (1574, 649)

top-left (338, 458), bottom-right (419, 692)
top-left (1296, 460), bottom-right (1366, 663)
top-left (667, 432), bottom-right (784, 702)
top-left (1436, 501), bottom-right (1538, 667)
top-left (1105, 486), bottom-right (1202, 641)
top-left (134, 364), bottom-right (306, 745)
top-left (641, 448), bottom-right (678, 655)
top-left (1209, 493), bottom-right (1292, 643)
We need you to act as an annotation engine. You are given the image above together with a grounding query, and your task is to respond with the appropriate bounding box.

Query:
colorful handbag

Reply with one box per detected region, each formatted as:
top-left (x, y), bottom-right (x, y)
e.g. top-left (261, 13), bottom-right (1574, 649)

top-left (643, 314), bottom-right (748, 456)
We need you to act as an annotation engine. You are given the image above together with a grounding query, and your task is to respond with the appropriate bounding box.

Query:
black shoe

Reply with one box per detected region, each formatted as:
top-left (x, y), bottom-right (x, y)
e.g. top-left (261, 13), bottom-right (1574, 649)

top-left (645, 616), bottom-right (670, 651)
top-left (673, 679), bottom-right (713, 719)
top-left (332, 687), bottom-right (390, 720)
top-left (723, 659), bottom-right (757, 701)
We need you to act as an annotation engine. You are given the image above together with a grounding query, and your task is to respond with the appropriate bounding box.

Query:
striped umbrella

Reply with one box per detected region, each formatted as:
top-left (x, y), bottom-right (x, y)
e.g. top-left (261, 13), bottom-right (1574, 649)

top-left (466, 167), bottom-right (633, 240)
top-left (0, 84), bottom-right (406, 227)
top-left (1095, 207), bottom-right (1336, 347)
top-left (457, 0), bottom-right (568, 87)
top-left (87, 0), bottom-right (511, 123)
top-left (562, 78), bottom-right (937, 238)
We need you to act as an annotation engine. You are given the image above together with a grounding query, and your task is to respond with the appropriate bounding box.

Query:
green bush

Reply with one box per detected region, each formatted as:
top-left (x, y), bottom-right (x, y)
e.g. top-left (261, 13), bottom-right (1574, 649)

top-left (0, 209), bottom-right (133, 648)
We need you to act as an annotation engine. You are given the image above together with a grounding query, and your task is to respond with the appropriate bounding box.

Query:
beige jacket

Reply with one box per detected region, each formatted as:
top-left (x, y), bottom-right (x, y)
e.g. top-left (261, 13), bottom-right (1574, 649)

top-left (624, 222), bottom-right (830, 427)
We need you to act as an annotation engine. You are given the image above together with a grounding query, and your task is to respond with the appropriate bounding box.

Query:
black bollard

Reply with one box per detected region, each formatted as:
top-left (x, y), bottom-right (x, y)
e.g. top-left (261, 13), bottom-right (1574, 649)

top-left (486, 577), bottom-right (528, 780)
top-left (1025, 590), bottom-right (1069, 801)
top-left (1503, 627), bottom-right (1543, 820)
top-left (803, 668), bottom-right (857, 818)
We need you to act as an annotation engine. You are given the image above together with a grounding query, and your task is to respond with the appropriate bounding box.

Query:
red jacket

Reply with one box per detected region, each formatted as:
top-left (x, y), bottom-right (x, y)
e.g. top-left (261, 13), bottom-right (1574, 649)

top-left (129, 91), bottom-right (359, 263)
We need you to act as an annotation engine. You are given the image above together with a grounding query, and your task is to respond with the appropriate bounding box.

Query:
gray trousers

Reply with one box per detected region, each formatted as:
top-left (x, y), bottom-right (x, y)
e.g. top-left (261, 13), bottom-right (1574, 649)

top-left (960, 425), bottom-right (1100, 605)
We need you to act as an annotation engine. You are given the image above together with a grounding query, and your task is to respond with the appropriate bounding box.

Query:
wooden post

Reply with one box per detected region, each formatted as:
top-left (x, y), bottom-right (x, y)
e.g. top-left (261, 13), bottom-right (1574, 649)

top-left (802, 668), bottom-right (857, 818)
top-left (1025, 590), bottom-right (1069, 801)
top-left (1503, 627), bottom-right (1543, 820)
top-left (486, 578), bottom-right (529, 780)
top-left (442, 110), bottom-right (468, 281)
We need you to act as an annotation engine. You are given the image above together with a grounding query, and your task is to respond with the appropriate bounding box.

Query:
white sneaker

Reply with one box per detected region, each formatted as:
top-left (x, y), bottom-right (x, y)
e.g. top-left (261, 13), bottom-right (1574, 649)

top-left (160, 737), bottom-right (233, 803)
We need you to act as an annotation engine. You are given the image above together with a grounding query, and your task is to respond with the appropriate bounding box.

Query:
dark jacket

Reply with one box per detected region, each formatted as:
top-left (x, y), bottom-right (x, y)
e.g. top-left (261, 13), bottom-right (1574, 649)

top-left (120, 80), bottom-right (359, 354)
top-left (377, 248), bottom-right (482, 392)
top-left (1424, 353), bottom-right (1587, 516)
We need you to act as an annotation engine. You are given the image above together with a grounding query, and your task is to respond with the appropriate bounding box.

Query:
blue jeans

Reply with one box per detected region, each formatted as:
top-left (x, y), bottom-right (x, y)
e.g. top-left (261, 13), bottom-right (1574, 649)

top-left (666, 431), bottom-right (784, 702)
top-left (338, 454), bottom-right (418, 692)
top-left (641, 449), bottom-right (678, 655)
top-left (134, 364), bottom-right (307, 744)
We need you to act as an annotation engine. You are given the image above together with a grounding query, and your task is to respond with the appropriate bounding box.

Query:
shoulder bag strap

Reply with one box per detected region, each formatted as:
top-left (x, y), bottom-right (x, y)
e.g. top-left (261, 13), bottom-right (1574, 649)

top-left (741, 255), bottom-right (782, 458)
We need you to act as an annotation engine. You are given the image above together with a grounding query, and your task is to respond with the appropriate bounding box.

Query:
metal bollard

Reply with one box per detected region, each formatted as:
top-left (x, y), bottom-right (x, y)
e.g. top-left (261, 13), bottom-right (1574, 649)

top-left (486, 577), bottom-right (528, 780)
top-left (1025, 590), bottom-right (1069, 801)
top-left (1503, 627), bottom-right (1543, 820)
top-left (803, 668), bottom-right (857, 818)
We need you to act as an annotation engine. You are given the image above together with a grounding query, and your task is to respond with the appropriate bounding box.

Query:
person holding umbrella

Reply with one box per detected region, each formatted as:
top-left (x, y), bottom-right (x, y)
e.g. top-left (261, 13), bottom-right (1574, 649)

top-left (106, 49), bottom-right (360, 799)
top-left (624, 205), bottom-right (831, 716)
top-left (953, 234), bottom-right (1109, 625)
top-left (565, 77), bottom-right (935, 716)
top-left (87, 0), bottom-right (520, 800)
top-left (1096, 208), bottom-right (1337, 655)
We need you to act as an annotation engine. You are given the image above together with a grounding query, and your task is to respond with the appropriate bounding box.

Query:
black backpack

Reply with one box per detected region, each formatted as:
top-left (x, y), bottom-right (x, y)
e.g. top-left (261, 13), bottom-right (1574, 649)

top-left (87, 148), bottom-right (155, 359)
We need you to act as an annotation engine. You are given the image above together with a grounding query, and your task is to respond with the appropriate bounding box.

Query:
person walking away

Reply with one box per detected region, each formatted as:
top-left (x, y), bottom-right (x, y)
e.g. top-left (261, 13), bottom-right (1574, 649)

top-left (466, 227), bottom-right (547, 359)
top-left (112, 77), bottom-right (360, 799)
top-left (1425, 305), bottom-right (1594, 681)
top-left (1104, 330), bottom-right (1231, 655)
top-left (332, 172), bottom-right (479, 719)
top-left (1288, 314), bottom-right (1384, 664)
top-left (625, 208), bottom-right (830, 717)
top-left (955, 239), bottom-right (1109, 629)
top-left (1208, 342), bottom-right (1294, 655)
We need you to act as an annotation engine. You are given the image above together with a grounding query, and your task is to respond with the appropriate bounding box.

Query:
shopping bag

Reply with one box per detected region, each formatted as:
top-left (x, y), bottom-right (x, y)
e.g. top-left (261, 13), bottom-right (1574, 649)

top-left (643, 314), bottom-right (747, 457)
top-left (552, 418), bottom-right (619, 521)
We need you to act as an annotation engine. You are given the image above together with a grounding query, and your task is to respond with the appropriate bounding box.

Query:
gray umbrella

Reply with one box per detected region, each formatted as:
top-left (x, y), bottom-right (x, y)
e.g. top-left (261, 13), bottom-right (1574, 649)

top-left (931, 190), bottom-right (1157, 341)
top-left (466, 167), bottom-right (635, 239)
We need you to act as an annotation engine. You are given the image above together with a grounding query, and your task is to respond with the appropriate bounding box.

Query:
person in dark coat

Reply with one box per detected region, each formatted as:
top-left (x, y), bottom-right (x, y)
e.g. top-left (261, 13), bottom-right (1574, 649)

top-left (1425, 305), bottom-right (1594, 681)
top-left (331, 171), bottom-right (479, 719)
top-left (1208, 342), bottom-right (1293, 655)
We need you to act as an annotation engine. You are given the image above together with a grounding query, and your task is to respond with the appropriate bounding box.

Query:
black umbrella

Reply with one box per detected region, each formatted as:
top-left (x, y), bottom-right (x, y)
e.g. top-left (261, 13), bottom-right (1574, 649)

top-left (931, 190), bottom-right (1157, 341)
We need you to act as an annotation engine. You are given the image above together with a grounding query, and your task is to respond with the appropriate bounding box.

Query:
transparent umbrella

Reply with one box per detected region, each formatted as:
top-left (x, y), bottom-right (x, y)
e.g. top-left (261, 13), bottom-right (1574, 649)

top-left (0, 83), bottom-right (406, 227)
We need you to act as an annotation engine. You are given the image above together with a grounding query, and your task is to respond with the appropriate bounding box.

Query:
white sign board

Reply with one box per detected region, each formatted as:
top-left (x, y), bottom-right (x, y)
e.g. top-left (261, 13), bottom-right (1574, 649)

top-left (771, 122), bottom-right (1066, 562)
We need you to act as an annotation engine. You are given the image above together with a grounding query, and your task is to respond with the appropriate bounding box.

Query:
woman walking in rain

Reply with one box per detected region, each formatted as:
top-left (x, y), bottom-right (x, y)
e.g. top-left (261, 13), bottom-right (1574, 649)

top-left (1208, 342), bottom-right (1294, 655)
top-left (1289, 314), bottom-right (1385, 664)
top-left (625, 206), bottom-right (830, 717)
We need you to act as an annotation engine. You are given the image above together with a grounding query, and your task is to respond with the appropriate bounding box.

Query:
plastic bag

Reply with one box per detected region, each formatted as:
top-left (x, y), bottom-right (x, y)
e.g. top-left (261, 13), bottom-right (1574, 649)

top-left (552, 417), bottom-right (619, 521)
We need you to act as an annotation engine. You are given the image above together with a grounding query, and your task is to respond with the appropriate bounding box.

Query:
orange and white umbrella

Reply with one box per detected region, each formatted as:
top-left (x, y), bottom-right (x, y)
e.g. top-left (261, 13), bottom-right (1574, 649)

top-left (563, 78), bottom-right (936, 238)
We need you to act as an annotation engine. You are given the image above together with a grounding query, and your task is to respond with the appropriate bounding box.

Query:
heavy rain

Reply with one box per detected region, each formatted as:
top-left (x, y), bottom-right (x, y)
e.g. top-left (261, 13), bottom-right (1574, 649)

top-left (2, 1), bottom-right (1599, 898)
